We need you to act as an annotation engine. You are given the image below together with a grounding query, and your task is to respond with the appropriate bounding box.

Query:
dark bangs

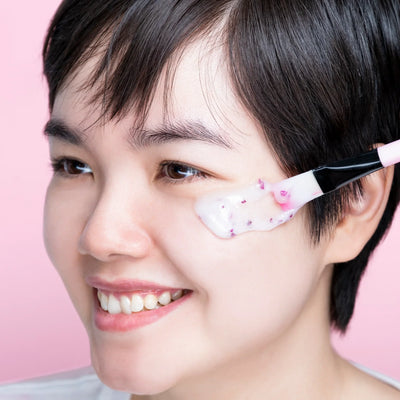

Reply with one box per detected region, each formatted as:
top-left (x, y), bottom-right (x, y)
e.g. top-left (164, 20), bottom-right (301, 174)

top-left (42, 0), bottom-right (234, 122)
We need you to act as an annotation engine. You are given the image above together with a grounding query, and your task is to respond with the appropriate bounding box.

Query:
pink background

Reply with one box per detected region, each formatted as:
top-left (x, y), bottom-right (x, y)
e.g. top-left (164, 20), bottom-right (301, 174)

top-left (0, 0), bottom-right (399, 385)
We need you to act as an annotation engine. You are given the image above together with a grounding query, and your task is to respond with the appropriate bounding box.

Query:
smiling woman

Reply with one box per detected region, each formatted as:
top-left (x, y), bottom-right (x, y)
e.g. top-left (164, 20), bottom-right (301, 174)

top-left (1, 0), bottom-right (400, 399)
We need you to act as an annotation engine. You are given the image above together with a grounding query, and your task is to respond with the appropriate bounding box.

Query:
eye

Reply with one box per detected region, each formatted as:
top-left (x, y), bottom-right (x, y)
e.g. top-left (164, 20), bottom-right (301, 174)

top-left (51, 158), bottom-right (92, 176)
top-left (158, 162), bottom-right (207, 182)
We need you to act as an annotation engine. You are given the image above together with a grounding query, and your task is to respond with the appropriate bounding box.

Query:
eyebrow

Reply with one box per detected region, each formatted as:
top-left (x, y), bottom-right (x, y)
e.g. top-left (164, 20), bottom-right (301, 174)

top-left (43, 119), bottom-right (85, 145)
top-left (129, 121), bottom-right (233, 149)
top-left (44, 118), bottom-right (233, 149)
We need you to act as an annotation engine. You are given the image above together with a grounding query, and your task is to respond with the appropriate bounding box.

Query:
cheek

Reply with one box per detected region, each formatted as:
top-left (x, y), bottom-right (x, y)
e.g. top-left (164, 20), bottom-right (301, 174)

top-left (43, 182), bottom-right (92, 322)
top-left (43, 182), bottom-right (81, 267)
top-left (163, 209), bottom-right (320, 349)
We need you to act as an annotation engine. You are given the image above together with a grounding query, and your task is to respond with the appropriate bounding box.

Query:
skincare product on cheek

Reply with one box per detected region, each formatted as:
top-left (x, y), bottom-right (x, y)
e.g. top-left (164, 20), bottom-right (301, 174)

top-left (195, 179), bottom-right (299, 238)
top-left (195, 139), bottom-right (400, 239)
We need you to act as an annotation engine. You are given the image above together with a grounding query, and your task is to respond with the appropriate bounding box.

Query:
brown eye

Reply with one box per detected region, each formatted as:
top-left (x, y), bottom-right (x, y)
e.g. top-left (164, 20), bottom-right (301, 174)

top-left (160, 162), bottom-right (205, 181)
top-left (51, 158), bottom-right (92, 176)
top-left (62, 159), bottom-right (92, 175)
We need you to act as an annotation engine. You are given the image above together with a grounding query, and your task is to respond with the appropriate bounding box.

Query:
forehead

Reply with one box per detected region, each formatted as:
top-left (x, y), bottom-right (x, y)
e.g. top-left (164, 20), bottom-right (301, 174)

top-left (52, 38), bottom-right (262, 147)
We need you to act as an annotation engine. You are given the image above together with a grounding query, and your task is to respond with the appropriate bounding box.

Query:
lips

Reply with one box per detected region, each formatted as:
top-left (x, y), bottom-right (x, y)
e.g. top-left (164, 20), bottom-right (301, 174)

top-left (87, 277), bottom-right (192, 332)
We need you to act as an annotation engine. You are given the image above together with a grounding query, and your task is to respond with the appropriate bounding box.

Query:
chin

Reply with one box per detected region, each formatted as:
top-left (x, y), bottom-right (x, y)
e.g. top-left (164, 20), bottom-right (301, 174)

top-left (90, 344), bottom-right (181, 395)
top-left (96, 369), bottom-right (173, 395)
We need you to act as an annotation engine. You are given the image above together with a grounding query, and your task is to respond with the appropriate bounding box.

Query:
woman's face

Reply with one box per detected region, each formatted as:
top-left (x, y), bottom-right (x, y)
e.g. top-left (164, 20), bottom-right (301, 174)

top-left (44, 41), bottom-right (331, 394)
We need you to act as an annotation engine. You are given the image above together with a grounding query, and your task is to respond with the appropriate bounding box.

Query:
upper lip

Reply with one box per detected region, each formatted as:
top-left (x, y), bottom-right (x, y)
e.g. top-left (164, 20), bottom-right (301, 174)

top-left (86, 276), bottom-right (187, 292)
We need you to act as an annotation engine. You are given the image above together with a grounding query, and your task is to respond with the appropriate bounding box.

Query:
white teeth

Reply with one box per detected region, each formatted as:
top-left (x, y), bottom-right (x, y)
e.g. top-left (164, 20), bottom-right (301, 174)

top-left (107, 294), bottom-right (121, 314)
top-left (158, 291), bottom-right (171, 306)
top-left (144, 294), bottom-right (158, 310)
top-left (100, 292), bottom-right (108, 311)
top-left (97, 289), bottom-right (187, 314)
top-left (172, 289), bottom-right (183, 301)
top-left (120, 295), bottom-right (131, 315)
top-left (131, 294), bottom-right (144, 313)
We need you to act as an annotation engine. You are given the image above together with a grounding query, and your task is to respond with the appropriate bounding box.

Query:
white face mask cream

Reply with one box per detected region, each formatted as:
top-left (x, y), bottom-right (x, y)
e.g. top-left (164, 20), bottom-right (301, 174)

top-left (195, 139), bottom-right (400, 239)
top-left (195, 175), bottom-right (321, 239)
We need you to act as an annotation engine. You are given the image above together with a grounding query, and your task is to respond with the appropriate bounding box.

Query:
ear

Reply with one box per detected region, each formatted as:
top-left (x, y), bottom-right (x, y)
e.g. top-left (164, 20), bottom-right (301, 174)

top-left (323, 165), bottom-right (394, 264)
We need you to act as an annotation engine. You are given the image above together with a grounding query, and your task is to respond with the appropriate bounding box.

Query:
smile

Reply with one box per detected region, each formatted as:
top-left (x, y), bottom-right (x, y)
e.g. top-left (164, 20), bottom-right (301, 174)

top-left (97, 289), bottom-right (189, 314)
top-left (89, 278), bottom-right (193, 331)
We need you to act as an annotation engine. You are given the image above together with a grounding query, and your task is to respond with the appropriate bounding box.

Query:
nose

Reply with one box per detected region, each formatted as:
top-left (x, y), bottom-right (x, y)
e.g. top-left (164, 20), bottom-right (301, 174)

top-left (78, 189), bottom-right (154, 262)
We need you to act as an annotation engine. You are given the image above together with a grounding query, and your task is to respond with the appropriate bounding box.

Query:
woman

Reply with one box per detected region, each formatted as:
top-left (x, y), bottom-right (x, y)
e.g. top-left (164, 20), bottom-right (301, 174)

top-left (2, 0), bottom-right (400, 398)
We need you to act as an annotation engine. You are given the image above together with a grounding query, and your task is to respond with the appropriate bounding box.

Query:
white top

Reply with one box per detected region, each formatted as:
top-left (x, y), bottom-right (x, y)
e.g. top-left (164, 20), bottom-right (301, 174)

top-left (0, 367), bottom-right (130, 400)
top-left (0, 363), bottom-right (399, 399)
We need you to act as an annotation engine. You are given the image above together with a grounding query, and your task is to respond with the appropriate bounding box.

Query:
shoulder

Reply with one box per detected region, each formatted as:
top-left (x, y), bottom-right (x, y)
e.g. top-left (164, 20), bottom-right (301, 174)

top-left (347, 362), bottom-right (400, 399)
top-left (0, 366), bottom-right (130, 400)
top-left (354, 363), bottom-right (400, 392)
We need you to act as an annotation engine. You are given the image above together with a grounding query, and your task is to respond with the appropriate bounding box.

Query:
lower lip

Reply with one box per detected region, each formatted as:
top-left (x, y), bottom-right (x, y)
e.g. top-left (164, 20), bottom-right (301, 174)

top-left (93, 291), bottom-right (192, 332)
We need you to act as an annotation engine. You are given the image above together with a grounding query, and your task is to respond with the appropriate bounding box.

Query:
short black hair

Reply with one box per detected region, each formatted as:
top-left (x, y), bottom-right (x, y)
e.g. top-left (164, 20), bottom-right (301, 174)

top-left (43, 0), bottom-right (400, 331)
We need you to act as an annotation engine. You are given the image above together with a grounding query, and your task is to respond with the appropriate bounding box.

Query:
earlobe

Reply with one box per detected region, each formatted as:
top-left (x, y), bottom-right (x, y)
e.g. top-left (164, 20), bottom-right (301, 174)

top-left (324, 165), bottom-right (394, 264)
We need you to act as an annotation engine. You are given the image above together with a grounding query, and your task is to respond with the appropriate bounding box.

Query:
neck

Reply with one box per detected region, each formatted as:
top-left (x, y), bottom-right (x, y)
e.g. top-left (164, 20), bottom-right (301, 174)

top-left (132, 265), bottom-right (346, 400)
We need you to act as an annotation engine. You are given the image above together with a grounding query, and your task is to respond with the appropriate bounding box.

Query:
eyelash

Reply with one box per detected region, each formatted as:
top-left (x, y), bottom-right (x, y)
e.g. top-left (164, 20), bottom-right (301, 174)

top-left (50, 157), bottom-right (209, 183)
top-left (157, 161), bottom-right (208, 184)
top-left (50, 157), bottom-right (92, 178)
